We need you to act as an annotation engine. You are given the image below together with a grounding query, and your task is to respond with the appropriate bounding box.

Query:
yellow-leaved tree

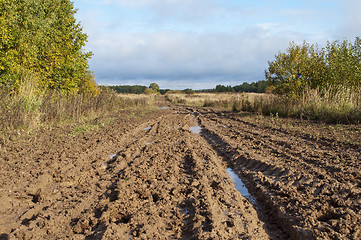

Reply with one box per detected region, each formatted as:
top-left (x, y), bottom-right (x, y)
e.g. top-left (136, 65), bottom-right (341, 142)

top-left (265, 38), bottom-right (361, 97)
top-left (0, 0), bottom-right (97, 95)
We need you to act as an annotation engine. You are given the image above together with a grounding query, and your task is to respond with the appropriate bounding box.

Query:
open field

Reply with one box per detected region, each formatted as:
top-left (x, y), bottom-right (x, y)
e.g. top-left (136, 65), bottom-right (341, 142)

top-left (167, 90), bottom-right (361, 124)
top-left (1, 101), bottom-right (360, 239)
top-left (166, 92), bottom-right (269, 110)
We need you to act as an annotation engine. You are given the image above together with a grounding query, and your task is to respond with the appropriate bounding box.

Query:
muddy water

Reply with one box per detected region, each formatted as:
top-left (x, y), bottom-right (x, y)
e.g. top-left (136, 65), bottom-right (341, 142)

top-left (189, 116), bottom-right (256, 204)
top-left (189, 126), bottom-right (202, 134)
top-left (189, 117), bottom-right (257, 206)
top-left (226, 168), bottom-right (256, 204)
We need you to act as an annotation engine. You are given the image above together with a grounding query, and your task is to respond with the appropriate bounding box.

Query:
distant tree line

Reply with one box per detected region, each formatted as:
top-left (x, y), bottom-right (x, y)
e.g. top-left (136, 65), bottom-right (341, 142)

top-left (108, 85), bottom-right (147, 94)
top-left (197, 80), bottom-right (268, 93)
top-left (108, 83), bottom-right (162, 94)
top-left (107, 80), bottom-right (267, 94)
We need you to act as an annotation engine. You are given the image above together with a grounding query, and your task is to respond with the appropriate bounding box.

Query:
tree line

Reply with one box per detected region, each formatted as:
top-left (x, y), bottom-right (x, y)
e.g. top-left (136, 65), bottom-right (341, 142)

top-left (108, 80), bottom-right (268, 94)
top-left (109, 85), bottom-right (147, 94)
top-left (212, 80), bottom-right (268, 93)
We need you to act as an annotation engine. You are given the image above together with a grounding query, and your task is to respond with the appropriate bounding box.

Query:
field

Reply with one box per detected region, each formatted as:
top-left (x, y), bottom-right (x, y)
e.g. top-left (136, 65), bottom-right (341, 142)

top-left (1, 95), bottom-right (361, 239)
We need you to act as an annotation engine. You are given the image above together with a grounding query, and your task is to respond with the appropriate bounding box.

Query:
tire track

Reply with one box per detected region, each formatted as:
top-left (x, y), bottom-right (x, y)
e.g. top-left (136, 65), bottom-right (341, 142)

top-left (191, 107), bottom-right (361, 240)
top-left (68, 109), bottom-right (271, 239)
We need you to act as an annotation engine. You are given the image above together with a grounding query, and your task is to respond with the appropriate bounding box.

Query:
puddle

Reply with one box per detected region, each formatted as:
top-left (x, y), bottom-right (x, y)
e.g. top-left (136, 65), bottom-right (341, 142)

top-left (146, 142), bottom-right (151, 145)
top-left (144, 126), bottom-right (152, 130)
top-left (104, 153), bottom-right (118, 170)
top-left (189, 126), bottom-right (202, 134)
top-left (179, 207), bottom-right (189, 216)
top-left (227, 168), bottom-right (256, 204)
top-left (160, 107), bottom-right (169, 109)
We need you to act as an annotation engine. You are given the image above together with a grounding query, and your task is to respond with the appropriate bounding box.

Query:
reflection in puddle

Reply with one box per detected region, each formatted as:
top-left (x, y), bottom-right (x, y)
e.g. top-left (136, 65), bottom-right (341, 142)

top-left (144, 126), bottom-right (152, 130)
top-left (160, 107), bottom-right (169, 109)
top-left (227, 168), bottom-right (256, 204)
top-left (189, 126), bottom-right (202, 134)
top-left (109, 153), bottom-right (117, 159)
top-left (179, 208), bottom-right (189, 216)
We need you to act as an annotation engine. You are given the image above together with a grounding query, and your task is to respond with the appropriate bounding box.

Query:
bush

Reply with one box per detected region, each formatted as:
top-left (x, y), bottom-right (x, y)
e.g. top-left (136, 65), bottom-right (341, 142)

top-left (144, 88), bottom-right (158, 95)
top-left (266, 38), bottom-right (361, 96)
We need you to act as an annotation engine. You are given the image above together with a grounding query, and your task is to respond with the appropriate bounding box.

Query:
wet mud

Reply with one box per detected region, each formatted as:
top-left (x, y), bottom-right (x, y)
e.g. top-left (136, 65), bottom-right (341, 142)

top-left (1, 106), bottom-right (360, 239)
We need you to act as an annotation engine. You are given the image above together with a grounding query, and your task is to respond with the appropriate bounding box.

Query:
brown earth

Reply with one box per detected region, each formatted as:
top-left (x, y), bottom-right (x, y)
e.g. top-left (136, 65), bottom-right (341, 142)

top-left (0, 105), bottom-right (360, 239)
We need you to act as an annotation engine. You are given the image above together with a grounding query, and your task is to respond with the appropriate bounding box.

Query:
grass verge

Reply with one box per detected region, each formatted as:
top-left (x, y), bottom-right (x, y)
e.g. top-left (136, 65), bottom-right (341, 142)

top-left (166, 88), bottom-right (361, 124)
top-left (1, 80), bottom-right (162, 143)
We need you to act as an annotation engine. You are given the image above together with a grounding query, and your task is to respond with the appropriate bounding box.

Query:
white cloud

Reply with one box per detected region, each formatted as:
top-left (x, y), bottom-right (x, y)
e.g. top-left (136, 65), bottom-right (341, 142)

top-left (336, 0), bottom-right (361, 39)
top-left (74, 0), bottom-right (361, 89)
top-left (86, 27), bottom-right (303, 89)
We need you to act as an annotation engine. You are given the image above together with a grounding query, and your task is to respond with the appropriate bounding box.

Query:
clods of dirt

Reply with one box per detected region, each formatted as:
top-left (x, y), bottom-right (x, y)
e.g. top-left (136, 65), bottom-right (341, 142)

top-left (1, 106), bottom-right (360, 239)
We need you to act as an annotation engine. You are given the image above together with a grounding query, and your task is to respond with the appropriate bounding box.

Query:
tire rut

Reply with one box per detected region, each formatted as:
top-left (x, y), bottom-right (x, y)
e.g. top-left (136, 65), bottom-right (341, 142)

top-left (189, 106), bottom-right (361, 240)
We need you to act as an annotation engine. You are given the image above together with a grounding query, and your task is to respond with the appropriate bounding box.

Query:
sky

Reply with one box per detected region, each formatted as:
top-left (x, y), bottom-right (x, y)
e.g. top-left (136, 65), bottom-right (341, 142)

top-left (73, 0), bottom-right (361, 90)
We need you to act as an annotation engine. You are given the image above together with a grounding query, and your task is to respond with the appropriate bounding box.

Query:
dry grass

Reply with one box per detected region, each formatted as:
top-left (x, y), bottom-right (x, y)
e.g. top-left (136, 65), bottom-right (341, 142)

top-left (117, 93), bottom-right (162, 109)
top-left (166, 89), bottom-right (361, 124)
top-left (0, 79), bottom-right (162, 141)
top-left (166, 92), bottom-right (268, 110)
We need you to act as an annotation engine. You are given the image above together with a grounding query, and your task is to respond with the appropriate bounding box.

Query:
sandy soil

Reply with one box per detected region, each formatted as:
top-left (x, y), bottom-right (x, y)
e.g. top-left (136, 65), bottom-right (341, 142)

top-left (0, 106), bottom-right (360, 239)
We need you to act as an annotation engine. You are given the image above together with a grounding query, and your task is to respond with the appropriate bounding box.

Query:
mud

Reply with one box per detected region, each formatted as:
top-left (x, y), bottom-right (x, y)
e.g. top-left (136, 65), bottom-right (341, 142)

top-left (1, 106), bottom-right (360, 239)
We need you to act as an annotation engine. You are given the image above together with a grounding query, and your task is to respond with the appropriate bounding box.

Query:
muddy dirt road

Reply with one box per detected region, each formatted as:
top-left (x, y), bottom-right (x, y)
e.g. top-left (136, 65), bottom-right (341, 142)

top-left (1, 106), bottom-right (360, 239)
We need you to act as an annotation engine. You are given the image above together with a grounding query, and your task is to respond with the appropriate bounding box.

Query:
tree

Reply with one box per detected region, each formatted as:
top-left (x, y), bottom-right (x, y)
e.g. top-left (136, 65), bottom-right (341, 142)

top-left (0, 0), bottom-right (96, 94)
top-left (149, 83), bottom-right (159, 92)
top-left (144, 88), bottom-right (157, 95)
top-left (183, 88), bottom-right (194, 94)
top-left (215, 85), bottom-right (232, 92)
top-left (265, 38), bottom-right (361, 97)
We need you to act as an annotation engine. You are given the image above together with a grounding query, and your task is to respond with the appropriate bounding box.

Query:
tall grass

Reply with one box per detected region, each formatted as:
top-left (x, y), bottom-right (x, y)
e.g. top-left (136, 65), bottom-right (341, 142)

top-left (166, 89), bottom-right (361, 124)
top-left (233, 87), bottom-right (361, 123)
top-left (117, 93), bottom-right (161, 108)
top-left (0, 73), bottom-right (44, 132)
top-left (166, 92), bottom-right (266, 109)
top-left (0, 77), bottom-right (161, 138)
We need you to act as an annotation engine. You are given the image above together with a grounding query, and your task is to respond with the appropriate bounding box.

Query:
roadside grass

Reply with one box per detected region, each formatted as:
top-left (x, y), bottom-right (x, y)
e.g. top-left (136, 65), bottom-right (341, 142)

top-left (166, 92), bottom-right (268, 110)
top-left (166, 88), bottom-right (361, 124)
top-left (261, 87), bottom-right (361, 124)
top-left (70, 123), bottom-right (101, 137)
top-left (117, 93), bottom-right (161, 110)
top-left (0, 80), bottom-right (162, 143)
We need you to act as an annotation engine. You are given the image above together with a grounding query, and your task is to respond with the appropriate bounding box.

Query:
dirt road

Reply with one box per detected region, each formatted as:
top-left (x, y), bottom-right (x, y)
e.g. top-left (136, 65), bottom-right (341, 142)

top-left (1, 106), bottom-right (360, 239)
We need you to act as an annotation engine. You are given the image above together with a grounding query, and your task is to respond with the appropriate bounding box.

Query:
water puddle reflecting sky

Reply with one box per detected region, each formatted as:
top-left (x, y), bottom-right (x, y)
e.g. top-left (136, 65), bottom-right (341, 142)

top-left (227, 168), bottom-right (256, 204)
top-left (189, 126), bottom-right (202, 134)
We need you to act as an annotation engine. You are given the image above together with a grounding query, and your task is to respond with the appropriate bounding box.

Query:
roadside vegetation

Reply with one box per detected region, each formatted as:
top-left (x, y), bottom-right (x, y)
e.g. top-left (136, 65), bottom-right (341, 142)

top-left (1, 0), bottom-right (359, 143)
top-left (168, 38), bottom-right (361, 124)
top-left (167, 88), bottom-right (361, 124)
top-left (166, 92), bottom-right (268, 111)
top-left (264, 38), bottom-right (361, 123)
top-left (0, 1), bottom-right (159, 140)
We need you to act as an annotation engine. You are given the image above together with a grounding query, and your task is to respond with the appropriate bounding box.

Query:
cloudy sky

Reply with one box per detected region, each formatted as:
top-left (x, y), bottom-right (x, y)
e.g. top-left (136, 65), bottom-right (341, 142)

top-left (73, 0), bottom-right (360, 90)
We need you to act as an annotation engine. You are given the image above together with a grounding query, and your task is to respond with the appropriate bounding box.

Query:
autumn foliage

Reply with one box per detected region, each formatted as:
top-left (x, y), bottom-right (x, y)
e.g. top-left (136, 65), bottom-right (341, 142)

top-left (0, 0), bottom-right (97, 94)
top-left (266, 38), bottom-right (361, 96)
